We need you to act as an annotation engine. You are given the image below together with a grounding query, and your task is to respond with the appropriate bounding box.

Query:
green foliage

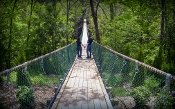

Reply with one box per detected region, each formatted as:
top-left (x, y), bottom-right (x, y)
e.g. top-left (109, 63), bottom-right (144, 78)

top-left (112, 87), bottom-right (128, 97)
top-left (130, 75), bottom-right (164, 108)
top-left (130, 86), bottom-right (151, 108)
top-left (144, 76), bottom-right (160, 94)
top-left (98, 0), bottom-right (175, 73)
top-left (17, 71), bottom-right (31, 86)
top-left (132, 69), bottom-right (145, 87)
top-left (0, 0), bottom-right (77, 71)
top-left (16, 86), bottom-right (34, 107)
top-left (30, 74), bottom-right (59, 86)
top-left (107, 74), bottom-right (118, 86)
top-left (121, 61), bottom-right (130, 82)
top-left (162, 61), bottom-right (175, 75)
top-left (100, 9), bottom-right (154, 60)
top-left (10, 71), bottom-right (58, 86)
top-left (10, 71), bottom-right (17, 84)
top-left (155, 89), bottom-right (174, 109)
top-left (98, 1), bottom-right (161, 71)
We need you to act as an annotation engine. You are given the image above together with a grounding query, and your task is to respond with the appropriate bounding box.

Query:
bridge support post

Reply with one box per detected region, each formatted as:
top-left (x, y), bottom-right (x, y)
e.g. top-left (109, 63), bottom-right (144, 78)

top-left (6, 69), bottom-right (10, 85)
top-left (47, 98), bottom-right (52, 106)
top-left (40, 59), bottom-right (45, 74)
top-left (54, 87), bottom-right (58, 94)
top-left (164, 73), bottom-right (173, 90)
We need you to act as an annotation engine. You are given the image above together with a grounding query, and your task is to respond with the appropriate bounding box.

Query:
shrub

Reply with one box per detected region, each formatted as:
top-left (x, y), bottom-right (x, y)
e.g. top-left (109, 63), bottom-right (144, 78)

top-left (112, 87), bottom-right (128, 97)
top-left (132, 69), bottom-right (145, 87)
top-left (17, 71), bottom-right (31, 86)
top-left (130, 86), bottom-right (151, 108)
top-left (16, 86), bottom-right (34, 108)
top-left (10, 71), bottom-right (17, 84)
top-left (144, 76), bottom-right (160, 95)
top-left (0, 76), bottom-right (3, 85)
top-left (30, 74), bottom-right (59, 85)
top-left (155, 88), bottom-right (174, 109)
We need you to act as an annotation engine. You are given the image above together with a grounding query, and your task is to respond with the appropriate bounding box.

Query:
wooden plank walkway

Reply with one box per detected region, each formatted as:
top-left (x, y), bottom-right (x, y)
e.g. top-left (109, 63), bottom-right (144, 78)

top-left (52, 48), bottom-right (113, 109)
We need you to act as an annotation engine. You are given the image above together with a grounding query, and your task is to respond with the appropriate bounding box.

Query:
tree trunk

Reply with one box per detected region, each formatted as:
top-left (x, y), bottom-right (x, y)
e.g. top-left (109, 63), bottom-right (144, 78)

top-left (26, 0), bottom-right (34, 47)
top-left (66, 0), bottom-right (70, 44)
top-left (7, 0), bottom-right (17, 69)
top-left (160, 0), bottom-right (165, 46)
top-left (90, 0), bottom-right (100, 43)
top-left (154, 0), bottom-right (166, 69)
top-left (167, 1), bottom-right (175, 72)
top-left (173, 2), bottom-right (175, 67)
top-left (81, 0), bottom-right (84, 6)
top-left (66, 0), bottom-right (70, 24)
top-left (110, 3), bottom-right (114, 20)
top-left (26, 0), bottom-right (34, 59)
top-left (52, 0), bottom-right (57, 50)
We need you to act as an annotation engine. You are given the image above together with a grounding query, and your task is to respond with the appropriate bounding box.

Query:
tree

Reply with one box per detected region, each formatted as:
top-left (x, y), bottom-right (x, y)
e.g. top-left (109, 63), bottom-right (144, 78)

top-left (66, 0), bottom-right (70, 44)
top-left (7, 0), bottom-right (18, 69)
top-left (164, 0), bottom-right (175, 73)
top-left (26, 0), bottom-right (35, 59)
top-left (90, 0), bottom-right (100, 43)
top-left (109, 3), bottom-right (115, 20)
top-left (153, 0), bottom-right (166, 69)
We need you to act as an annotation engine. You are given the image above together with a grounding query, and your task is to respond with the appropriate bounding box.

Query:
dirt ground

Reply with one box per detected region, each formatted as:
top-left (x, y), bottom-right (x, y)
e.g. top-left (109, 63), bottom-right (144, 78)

top-left (0, 84), bottom-right (156, 109)
top-left (0, 84), bottom-right (54, 109)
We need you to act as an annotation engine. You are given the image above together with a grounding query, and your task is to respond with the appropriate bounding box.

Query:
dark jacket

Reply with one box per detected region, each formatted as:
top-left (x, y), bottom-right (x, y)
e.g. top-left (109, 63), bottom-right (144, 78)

top-left (87, 38), bottom-right (93, 45)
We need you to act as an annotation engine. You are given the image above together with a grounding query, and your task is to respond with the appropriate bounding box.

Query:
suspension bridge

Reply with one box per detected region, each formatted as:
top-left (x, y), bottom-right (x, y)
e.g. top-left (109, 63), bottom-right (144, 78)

top-left (0, 19), bottom-right (174, 109)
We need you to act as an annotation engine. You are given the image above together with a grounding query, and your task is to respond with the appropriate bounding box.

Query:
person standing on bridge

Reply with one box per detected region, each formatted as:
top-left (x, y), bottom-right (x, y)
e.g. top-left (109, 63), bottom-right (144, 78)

top-left (86, 36), bottom-right (93, 58)
top-left (76, 37), bottom-right (83, 58)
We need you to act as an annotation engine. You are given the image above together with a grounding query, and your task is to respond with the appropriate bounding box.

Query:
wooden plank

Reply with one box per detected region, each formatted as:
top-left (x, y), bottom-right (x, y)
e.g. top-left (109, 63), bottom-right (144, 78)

top-left (75, 77), bottom-right (84, 109)
top-left (95, 78), bottom-right (108, 109)
top-left (87, 81), bottom-right (95, 109)
top-left (59, 68), bottom-right (75, 109)
top-left (58, 74), bottom-right (73, 109)
top-left (91, 73), bottom-right (102, 109)
top-left (88, 68), bottom-right (101, 109)
top-left (81, 70), bottom-right (88, 109)
top-left (87, 70), bottom-right (95, 109)
top-left (68, 69), bottom-right (77, 109)
top-left (51, 58), bottom-right (77, 109)
top-left (71, 70), bottom-right (81, 109)
top-left (52, 53), bottom-right (113, 109)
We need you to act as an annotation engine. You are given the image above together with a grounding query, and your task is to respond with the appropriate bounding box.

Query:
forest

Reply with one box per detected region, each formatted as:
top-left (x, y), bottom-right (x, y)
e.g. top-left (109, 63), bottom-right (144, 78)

top-left (0, 0), bottom-right (175, 75)
top-left (0, 0), bottom-right (175, 109)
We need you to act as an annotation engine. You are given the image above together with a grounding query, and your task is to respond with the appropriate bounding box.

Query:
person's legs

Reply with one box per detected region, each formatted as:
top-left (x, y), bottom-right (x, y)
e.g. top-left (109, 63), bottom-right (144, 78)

top-left (89, 45), bottom-right (92, 58)
top-left (86, 45), bottom-right (89, 58)
top-left (86, 45), bottom-right (90, 58)
top-left (77, 46), bottom-right (79, 57)
top-left (80, 46), bottom-right (82, 57)
top-left (77, 46), bottom-right (81, 57)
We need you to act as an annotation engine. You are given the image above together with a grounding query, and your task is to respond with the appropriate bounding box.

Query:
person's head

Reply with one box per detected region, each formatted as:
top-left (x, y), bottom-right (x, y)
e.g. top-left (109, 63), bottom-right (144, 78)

top-left (88, 32), bottom-right (91, 38)
top-left (77, 37), bottom-right (80, 42)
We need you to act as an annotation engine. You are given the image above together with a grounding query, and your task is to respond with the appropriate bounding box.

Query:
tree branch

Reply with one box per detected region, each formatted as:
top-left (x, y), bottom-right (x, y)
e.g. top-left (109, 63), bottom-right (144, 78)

top-left (95, 0), bottom-right (100, 14)
top-left (99, 4), bottom-right (109, 20)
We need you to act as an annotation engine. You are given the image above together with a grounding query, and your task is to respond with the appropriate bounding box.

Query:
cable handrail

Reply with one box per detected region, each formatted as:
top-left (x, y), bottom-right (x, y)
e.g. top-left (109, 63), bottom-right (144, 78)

top-left (0, 42), bottom-right (75, 75)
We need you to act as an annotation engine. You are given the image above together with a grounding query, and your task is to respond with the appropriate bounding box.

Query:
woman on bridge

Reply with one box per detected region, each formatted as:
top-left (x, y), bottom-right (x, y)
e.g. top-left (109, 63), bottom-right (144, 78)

top-left (76, 37), bottom-right (83, 58)
top-left (86, 36), bottom-right (93, 58)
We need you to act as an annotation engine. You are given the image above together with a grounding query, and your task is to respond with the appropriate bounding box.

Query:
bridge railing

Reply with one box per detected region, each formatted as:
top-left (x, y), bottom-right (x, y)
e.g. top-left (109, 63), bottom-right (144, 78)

top-left (92, 42), bottom-right (175, 109)
top-left (0, 43), bottom-right (76, 109)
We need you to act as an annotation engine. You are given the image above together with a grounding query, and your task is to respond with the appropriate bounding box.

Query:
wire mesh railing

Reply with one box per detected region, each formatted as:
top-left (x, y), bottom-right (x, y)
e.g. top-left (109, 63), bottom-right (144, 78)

top-left (0, 42), bottom-right (76, 109)
top-left (92, 42), bottom-right (175, 109)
